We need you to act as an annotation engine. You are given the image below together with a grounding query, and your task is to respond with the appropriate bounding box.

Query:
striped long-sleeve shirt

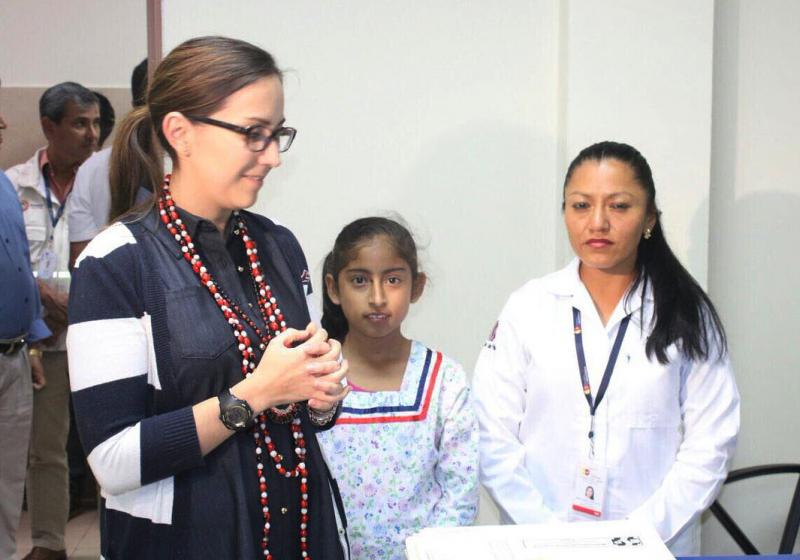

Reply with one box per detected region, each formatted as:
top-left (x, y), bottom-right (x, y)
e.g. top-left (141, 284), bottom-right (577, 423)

top-left (67, 208), bottom-right (347, 559)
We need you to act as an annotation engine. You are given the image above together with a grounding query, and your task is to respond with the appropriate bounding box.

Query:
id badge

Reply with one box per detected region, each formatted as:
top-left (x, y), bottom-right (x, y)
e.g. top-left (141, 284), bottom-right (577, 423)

top-left (37, 248), bottom-right (58, 279)
top-left (569, 462), bottom-right (608, 520)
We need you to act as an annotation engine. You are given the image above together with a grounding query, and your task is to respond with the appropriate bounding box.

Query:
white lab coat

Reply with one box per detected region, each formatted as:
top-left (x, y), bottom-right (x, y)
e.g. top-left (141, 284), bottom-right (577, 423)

top-left (473, 259), bottom-right (740, 556)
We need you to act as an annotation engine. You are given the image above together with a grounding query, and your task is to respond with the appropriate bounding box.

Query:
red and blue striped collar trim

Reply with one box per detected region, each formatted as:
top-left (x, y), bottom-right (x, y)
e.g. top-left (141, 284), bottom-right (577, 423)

top-left (336, 348), bottom-right (443, 424)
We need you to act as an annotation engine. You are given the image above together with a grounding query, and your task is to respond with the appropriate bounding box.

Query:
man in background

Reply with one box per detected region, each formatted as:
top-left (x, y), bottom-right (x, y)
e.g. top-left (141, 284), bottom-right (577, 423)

top-left (0, 76), bottom-right (51, 560)
top-left (5, 81), bottom-right (99, 560)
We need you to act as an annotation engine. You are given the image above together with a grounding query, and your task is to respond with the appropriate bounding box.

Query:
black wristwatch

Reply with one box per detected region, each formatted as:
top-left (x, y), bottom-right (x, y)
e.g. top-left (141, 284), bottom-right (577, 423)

top-left (218, 388), bottom-right (255, 431)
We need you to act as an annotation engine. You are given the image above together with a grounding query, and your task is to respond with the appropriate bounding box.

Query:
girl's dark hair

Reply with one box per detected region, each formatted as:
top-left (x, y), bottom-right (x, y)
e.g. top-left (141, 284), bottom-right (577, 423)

top-left (563, 141), bottom-right (727, 364)
top-left (322, 217), bottom-right (420, 341)
top-left (109, 36), bottom-right (282, 223)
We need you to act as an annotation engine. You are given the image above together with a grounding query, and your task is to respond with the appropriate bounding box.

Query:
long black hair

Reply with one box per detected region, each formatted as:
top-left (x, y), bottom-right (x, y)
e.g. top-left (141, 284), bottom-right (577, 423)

top-left (563, 141), bottom-right (727, 364)
top-left (322, 217), bottom-right (421, 341)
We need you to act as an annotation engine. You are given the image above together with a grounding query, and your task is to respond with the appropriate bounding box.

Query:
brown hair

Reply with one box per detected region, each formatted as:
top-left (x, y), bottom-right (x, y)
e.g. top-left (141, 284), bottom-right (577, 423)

top-left (321, 217), bottom-right (422, 341)
top-left (109, 36), bottom-right (282, 223)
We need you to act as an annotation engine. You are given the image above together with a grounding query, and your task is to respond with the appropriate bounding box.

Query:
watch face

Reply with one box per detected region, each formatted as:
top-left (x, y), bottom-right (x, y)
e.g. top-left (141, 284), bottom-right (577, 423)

top-left (225, 405), bottom-right (250, 428)
top-left (220, 391), bottom-right (254, 431)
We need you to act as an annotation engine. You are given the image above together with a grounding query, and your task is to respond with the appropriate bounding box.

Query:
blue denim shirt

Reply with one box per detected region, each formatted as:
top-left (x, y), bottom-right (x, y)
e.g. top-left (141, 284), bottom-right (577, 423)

top-left (0, 169), bottom-right (50, 341)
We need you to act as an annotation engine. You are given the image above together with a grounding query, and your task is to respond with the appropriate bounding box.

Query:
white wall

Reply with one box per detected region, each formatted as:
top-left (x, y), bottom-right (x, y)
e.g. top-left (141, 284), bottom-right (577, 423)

top-left (161, 0), bottom-right (715, 377)
top-left (162, 0), bottom-right (719, 531)
top-left (0, 0), bottom-right (146, 87)
top-left (560, 1), bottom-right (715, 287)
top-left (704, 0), bottom-right (800, 553)
top-left (162, 0), bottom-right (563, 377)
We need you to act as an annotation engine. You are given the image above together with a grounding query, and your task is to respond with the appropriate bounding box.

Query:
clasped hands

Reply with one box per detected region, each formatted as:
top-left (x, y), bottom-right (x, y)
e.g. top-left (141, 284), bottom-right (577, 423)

top-left (238, 322), bottom-right (350, 416)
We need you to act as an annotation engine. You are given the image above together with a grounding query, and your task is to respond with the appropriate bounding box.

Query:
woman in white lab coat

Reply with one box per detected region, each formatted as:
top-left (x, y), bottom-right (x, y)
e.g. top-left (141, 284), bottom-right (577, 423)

top-left (472, 141), bottom-right (739, 556)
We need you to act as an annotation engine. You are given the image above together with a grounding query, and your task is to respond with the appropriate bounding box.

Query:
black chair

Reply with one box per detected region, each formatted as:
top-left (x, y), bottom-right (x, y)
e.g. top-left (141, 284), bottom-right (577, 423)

top-left (709, 464), bottom-right (800, 554)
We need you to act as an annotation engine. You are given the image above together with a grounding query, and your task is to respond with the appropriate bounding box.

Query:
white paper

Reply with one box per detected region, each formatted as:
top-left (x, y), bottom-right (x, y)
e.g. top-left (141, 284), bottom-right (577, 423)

top-left (405, 519), bottom-right (674, 560)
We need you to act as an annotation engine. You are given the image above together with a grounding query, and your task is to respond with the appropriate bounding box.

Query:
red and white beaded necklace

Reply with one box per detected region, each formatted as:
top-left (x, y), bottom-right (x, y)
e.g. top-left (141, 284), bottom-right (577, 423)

top-left (158, 175), bottom-right (312, 559)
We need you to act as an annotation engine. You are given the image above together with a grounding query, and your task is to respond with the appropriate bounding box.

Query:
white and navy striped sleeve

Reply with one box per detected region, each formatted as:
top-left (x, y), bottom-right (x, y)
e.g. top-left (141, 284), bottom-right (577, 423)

top-left (67, 223), bottom-right (204, 496)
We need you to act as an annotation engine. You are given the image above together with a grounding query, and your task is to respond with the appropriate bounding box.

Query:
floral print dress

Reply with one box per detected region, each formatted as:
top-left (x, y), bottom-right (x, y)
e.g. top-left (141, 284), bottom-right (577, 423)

top-left (318, 341), bottom-right (479, 560)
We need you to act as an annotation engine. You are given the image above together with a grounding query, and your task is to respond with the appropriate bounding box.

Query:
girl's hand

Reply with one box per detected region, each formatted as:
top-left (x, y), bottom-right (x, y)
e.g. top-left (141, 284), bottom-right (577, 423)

top-left (305, 336), bottom-right (349, 411)
top-left (233, 322), bottom-right (340, 412)
top-left (308, 358), bottom-right (350, 412)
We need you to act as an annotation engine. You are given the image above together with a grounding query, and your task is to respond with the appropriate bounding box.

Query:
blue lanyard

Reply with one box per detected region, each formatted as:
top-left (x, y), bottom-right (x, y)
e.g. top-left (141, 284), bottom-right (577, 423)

top-left (43, 173), bottom-right (66, 230)
top-left (572, 307), bottom-right (631, 441)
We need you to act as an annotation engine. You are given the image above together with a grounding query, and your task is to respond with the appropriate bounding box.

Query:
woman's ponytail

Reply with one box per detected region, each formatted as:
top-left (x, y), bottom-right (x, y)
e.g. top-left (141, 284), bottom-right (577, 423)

top-left (108, 105), bottom-right (159, 223)
top-left (636, 219), bottom-right (727, 364)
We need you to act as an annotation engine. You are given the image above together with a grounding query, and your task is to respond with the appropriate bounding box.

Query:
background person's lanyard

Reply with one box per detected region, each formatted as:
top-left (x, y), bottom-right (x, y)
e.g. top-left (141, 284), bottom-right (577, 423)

top-left (43, 173), bottom-right (66, 236)
top-left (572, 307), bottom-right (631, 458)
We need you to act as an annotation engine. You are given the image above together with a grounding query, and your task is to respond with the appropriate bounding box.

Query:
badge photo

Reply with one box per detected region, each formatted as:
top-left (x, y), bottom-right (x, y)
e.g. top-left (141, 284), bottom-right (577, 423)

top-left (37, 248), bottom-right (58, 280)
top-left (570, 463), bottom-right (608, 520)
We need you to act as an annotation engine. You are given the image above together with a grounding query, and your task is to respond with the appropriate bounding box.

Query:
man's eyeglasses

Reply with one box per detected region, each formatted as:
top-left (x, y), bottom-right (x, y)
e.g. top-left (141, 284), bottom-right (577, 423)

top-left (186, 115), bottom-right (297, 153)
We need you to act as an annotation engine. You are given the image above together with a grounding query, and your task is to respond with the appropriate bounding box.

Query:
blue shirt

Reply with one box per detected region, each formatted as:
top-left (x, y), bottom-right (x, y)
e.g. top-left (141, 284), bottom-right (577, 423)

top-left (0, 169), bottom-right (50, 341)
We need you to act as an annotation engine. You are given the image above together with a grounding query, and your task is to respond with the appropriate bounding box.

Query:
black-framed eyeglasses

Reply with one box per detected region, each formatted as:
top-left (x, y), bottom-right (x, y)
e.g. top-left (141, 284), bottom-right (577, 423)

top-left (186, 115), bottom-right (297, 153)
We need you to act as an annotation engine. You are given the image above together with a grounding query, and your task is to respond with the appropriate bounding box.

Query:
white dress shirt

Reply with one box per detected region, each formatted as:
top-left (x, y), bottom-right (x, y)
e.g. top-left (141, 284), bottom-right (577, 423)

top-left (67, 147), bottom-right (111, 242)
top-left (5, 147), bottom-right (71, 350)
top-left (473, 259), bottom-right (740, 556)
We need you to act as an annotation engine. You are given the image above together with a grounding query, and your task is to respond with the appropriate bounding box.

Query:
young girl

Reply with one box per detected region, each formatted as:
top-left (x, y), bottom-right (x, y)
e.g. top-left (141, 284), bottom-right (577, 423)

top-left (317, 217), bottom-right (478, 560)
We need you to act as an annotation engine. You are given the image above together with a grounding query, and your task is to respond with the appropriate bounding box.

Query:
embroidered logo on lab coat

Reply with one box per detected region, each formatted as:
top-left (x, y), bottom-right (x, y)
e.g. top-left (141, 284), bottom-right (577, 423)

top-left (483, 321), bottom-right (498, 350)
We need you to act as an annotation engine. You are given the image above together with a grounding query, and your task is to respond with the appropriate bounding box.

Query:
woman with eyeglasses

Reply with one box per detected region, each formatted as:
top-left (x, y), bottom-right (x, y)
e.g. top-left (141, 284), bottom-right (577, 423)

top-left (67, 36), bottom-right (350, 559)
